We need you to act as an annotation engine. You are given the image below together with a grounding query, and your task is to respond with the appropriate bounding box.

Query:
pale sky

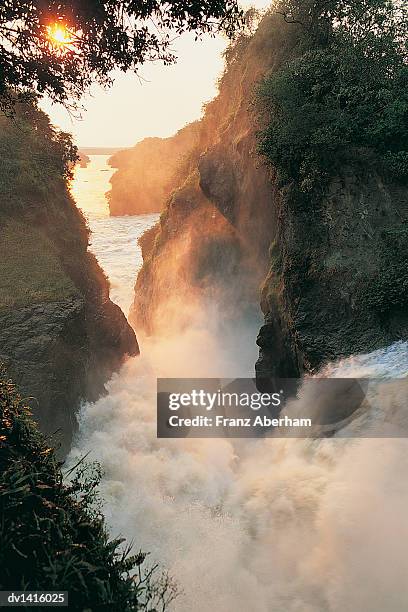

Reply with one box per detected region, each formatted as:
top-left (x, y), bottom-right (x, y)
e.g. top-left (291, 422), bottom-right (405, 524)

top-left (41, 0), bottom-right (271, 148)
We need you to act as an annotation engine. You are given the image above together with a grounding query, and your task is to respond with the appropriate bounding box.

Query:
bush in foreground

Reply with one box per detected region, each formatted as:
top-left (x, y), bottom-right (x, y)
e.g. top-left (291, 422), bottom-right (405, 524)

top-left (0, 374), bottom-right (176, 611)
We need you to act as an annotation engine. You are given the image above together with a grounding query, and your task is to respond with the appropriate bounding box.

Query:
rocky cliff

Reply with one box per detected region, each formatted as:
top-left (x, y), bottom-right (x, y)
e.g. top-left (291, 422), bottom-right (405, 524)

top-left (131, 8), bottom-right (407, 379)
top-left (108, 122), bottom-right (200, 216)
top-left (0, 99), bottom-right (138, 455)
top-left (131, 15), bottom-right (280, 337)
top-left (257, 170), bottom-right (408, 377)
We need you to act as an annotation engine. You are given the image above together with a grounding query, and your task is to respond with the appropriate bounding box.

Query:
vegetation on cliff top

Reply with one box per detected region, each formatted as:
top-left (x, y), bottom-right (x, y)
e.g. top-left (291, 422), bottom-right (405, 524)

top-left (0, 375), bottom-right (176, 610)
top-left (0, 94), bottom-right (78, 206)
top-left (257, 0), bottom-right (408, 191)
top-left (252, 1), bottom-right (408, 373)
top-left (0, 96), bottom-right (87, 308)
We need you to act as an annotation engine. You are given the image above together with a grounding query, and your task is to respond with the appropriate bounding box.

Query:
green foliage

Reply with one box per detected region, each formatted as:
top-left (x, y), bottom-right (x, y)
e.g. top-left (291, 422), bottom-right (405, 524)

top-left (364, 225), bottom-right (408, 313)
top-left (0, 95), bottom-right (78, 192)
top-left (0, 375), bottom-right (177, 611)
top-left (0, 220), bottom-right (78, 309)
top-left (257, 0), bottom-right (408, 190)
top-left (0, 94), bottom-right (89, 242)
top-left (0, 97), bottom-right (90, 309)
top-left (0, 0), bottom-right (243, 109)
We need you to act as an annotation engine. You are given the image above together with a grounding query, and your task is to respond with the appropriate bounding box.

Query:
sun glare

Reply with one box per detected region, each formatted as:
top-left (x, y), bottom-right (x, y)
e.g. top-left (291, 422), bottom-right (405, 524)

top-left (47, 24), bottom-right (73, 47)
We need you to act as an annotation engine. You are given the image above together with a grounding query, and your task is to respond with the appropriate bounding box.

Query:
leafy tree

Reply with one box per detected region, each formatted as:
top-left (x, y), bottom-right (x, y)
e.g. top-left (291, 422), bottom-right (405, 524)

top-left (0, 0), bottom-right (242, 109)
top-left (0, 374), bottom-right (178, 610)
top-left (257, 0), bottom-right (408, 190)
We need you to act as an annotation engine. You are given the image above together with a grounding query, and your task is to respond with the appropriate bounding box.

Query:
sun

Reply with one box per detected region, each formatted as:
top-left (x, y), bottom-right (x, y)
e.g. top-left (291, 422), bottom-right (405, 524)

top-left (47, 23), bottom-right (73, 47)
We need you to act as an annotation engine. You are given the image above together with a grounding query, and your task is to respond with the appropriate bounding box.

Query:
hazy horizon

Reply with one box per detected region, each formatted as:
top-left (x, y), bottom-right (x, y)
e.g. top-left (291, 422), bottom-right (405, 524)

top-left (41, 0), bottom-right (271, 149)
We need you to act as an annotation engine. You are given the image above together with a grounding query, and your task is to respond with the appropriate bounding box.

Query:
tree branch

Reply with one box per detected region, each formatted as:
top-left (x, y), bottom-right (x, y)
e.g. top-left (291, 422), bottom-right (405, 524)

top-left (276, 11), bottom-right (306, 28)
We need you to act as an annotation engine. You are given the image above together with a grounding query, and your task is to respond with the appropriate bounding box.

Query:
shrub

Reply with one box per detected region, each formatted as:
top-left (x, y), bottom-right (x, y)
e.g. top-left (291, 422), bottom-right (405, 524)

top-left (0, 375), bottom-right (177, 611)
top-left (256, 0), bottom-right (408, 189)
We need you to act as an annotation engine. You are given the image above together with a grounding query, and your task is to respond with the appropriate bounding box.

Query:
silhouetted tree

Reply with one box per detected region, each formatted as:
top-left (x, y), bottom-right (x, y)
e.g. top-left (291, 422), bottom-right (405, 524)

top-left (0, 0), bottom-right (242, 109)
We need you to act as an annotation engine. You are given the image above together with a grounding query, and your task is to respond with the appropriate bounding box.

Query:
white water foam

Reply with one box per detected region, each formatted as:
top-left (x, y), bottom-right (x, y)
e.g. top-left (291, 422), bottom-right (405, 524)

top-left (70, 159), bottom-right (408, 611)
top-left (70, 330), bottom-right (408, 612)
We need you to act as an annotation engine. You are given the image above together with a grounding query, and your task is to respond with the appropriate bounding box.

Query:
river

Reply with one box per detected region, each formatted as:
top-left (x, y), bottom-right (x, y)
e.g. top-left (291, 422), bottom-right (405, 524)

top-left (69, 155), bottom-right (408, 612)
top-left (71, 154), bottom-right (159, 316)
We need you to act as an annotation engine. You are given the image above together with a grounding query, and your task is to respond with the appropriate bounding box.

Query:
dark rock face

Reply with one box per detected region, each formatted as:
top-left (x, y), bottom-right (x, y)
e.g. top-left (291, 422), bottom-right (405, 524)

top-left (257, 172), bottom-right (408, 377)
top-left (0, 300), bottom-right (88, 452)
top-left (131, 13), bottom-right (407, 379)
top-left (0, 273), bottom-right (138, 458)
top-left (0, 102), bottom-right (138, 456)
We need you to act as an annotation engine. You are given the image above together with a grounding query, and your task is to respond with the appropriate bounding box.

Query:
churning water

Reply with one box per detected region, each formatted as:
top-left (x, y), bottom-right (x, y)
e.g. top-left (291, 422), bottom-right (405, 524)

top-left (69, 157), bottom-right (408, 612)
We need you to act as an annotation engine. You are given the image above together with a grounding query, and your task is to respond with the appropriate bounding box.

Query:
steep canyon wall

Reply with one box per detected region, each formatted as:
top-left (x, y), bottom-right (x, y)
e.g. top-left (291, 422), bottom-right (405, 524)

top-left (124, 12), bottom-right (407, 376)
top-left (0, 101), bottom-right (138, 455)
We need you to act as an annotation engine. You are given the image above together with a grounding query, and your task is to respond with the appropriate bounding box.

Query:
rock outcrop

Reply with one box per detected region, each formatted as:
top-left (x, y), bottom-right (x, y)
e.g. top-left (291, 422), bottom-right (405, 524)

top-left (257, 171), bottom-right (408, 377)
top-left (77, 151), bottom-right (90, 168)
top-left (131, 11), bottom-right (407, 379)
top-left (131, 17), bottom-right (279, 337)
top-left (108, 123), bottom-right (200, 216)
top-left (0, 100), bottom-right (138, 455)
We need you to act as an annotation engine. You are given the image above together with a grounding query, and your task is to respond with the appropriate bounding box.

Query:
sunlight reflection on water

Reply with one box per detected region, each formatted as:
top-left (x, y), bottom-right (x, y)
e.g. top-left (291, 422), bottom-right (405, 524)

top-left (70, 155), bottom-right (159, 316)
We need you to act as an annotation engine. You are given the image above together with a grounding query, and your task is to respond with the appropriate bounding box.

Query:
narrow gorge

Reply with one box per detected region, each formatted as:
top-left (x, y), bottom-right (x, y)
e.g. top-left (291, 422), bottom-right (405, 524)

top-left (1, 2), bottom-right (407, 610)
top-left (108, 11), bottom-right (407, 380)
top-left (66, 8), bottom-right (408, 611)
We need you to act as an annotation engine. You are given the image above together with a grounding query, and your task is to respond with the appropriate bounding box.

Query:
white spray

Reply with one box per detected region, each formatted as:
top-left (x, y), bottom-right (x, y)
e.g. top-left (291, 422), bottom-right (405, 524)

top-left (70, 161), bottom-right (408, 611)
top-left (70, 325), bottom-right (408, 612)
